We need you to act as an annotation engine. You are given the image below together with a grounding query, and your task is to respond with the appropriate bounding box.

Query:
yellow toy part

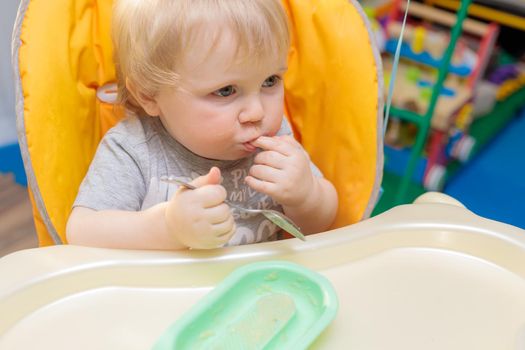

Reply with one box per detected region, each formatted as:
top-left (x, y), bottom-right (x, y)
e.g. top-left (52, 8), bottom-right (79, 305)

top-left (13, 0), bottom-right (383, 245)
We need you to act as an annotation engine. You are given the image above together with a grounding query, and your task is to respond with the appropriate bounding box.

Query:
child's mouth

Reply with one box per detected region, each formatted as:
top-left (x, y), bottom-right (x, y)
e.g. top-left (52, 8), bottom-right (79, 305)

top-left (243, 142), bottom-right (257, 153)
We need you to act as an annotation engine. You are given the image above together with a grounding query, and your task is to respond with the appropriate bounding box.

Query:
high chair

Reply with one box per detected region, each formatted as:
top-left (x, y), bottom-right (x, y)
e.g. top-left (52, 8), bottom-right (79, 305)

top-left (12, 0), bottom-right (384, 246)
top-left (8, 5), bottom-right (525, 344)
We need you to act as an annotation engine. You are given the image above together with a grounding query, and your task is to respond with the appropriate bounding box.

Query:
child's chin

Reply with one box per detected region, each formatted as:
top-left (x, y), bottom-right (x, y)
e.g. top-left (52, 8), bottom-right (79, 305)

top-left (198, 150), bottom-right (250, 162)
top-left (226, 151), bottom-right (253, 161)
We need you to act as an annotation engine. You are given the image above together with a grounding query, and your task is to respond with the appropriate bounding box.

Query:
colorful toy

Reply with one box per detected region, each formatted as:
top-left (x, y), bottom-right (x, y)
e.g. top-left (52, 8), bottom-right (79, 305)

top-left (380, 0), bottom-right (500, 193)
top-left (488, 64), bottom-right (525, 101)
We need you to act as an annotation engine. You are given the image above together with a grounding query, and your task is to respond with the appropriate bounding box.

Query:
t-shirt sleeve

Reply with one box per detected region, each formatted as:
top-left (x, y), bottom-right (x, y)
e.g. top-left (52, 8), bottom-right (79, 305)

top-left (277, 116), bottom-right (323, 178)
top-left (73, 131), bottom-right (147, 211)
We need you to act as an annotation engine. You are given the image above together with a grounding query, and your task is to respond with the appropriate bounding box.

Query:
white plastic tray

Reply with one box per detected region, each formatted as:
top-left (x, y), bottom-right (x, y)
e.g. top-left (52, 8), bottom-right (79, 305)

top-left (1, 193), bottom-right (525, 349)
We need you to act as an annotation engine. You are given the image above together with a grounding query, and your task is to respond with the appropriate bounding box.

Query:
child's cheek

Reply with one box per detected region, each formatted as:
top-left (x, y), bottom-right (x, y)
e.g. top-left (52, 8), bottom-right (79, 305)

top-left (267, 116), bottom-right (284, 137)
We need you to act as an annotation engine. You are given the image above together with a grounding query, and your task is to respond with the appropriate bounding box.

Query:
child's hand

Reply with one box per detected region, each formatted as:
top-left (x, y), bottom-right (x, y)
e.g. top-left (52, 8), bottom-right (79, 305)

top-left (165, 167), bottom-right (235, 249)
top-left (245, 135), bottom-right (315, 208)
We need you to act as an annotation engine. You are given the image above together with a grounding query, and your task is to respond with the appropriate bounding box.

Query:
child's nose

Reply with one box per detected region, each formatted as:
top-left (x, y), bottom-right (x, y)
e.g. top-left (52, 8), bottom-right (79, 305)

top-left (239, 95), bottom-right (264, 123)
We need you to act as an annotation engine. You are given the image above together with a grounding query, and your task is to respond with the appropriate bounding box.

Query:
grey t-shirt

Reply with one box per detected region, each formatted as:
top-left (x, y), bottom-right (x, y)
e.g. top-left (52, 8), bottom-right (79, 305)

top-left (74, 116), bottom-right (321, 246)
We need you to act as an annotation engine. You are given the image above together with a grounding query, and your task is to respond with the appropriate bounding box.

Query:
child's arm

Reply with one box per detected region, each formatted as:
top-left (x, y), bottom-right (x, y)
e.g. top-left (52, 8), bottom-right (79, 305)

top-left (66, 203), bottom-right (181, 250)
top-left (245, 135), bottom-right (338, 234)
top-left (67, 167), bottom-right (235, 250)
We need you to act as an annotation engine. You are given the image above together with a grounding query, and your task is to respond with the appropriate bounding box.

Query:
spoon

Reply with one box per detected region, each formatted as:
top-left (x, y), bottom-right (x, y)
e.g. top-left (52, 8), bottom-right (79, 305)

top-left (160, 176), bottom-right (306, 241)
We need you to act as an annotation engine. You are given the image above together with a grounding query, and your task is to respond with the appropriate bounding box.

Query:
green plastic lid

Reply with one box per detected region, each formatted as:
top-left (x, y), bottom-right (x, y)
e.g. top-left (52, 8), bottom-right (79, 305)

top-left (153, 261), bottom-right (339, 349)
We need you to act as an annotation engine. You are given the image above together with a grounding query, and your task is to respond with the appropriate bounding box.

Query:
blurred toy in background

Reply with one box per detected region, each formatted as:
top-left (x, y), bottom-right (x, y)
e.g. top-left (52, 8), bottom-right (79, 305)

top-left (472, 48), bottom-right (525, 117)
top-left (366, 0), bottom-right (502, 191)
top-left (489, 64), bottom-right (525, 101)
top-left (362, 0), bottom-right (525, 193)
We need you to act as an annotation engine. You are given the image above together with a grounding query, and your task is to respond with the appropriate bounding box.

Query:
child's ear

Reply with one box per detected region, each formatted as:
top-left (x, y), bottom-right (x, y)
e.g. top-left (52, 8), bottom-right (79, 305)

top-left (126, 78), bottom-right (161, 117)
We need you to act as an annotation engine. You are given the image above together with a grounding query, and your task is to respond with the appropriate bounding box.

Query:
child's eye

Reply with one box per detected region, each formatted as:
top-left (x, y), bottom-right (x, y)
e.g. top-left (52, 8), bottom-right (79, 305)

top-left (262, 75), bottom-right (281, 88)
top-left (213, 85), bottom-right (236, 97)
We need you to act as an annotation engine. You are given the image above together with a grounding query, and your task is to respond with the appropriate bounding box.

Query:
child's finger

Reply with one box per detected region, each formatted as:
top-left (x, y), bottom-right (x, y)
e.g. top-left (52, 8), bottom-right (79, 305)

top-left (276, 134), bottom-right (300, 146)
top-left (205, 203), bottom-right (231, 224)
top-left (253, 150), bottom-right (286, 169)
top-left (245, 175), bottom-right (278, 196)
top-left (190, 166), bottom-right (221, 188)
top-left (192, 185), bottom-right (227, 208)
top-left (248, 164), bottom-right (281, 184)
top-left (213, 216), bottom-right (236, 239)
top-left (250, 136), bottom-right (294, 156)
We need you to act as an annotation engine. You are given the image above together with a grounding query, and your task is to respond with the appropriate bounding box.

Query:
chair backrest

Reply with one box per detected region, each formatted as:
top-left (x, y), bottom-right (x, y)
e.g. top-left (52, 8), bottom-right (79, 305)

top-left (13, 0), bottom-right (383, 245)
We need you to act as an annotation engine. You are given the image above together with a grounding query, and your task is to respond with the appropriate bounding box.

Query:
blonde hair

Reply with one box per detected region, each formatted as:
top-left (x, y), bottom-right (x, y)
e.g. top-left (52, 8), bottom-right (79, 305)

top-left (112, 0), bottom-right (290, 115)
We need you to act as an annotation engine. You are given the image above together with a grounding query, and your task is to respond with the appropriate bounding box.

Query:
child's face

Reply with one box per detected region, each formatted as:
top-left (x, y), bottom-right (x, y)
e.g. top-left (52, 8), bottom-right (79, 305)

top-left (149, 30), bottom-right (287, 161)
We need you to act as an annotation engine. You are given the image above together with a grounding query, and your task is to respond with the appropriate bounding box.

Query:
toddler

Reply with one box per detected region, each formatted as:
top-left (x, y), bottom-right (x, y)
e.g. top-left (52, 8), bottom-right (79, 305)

top-left (66, 0), bottom-right (338, 250)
